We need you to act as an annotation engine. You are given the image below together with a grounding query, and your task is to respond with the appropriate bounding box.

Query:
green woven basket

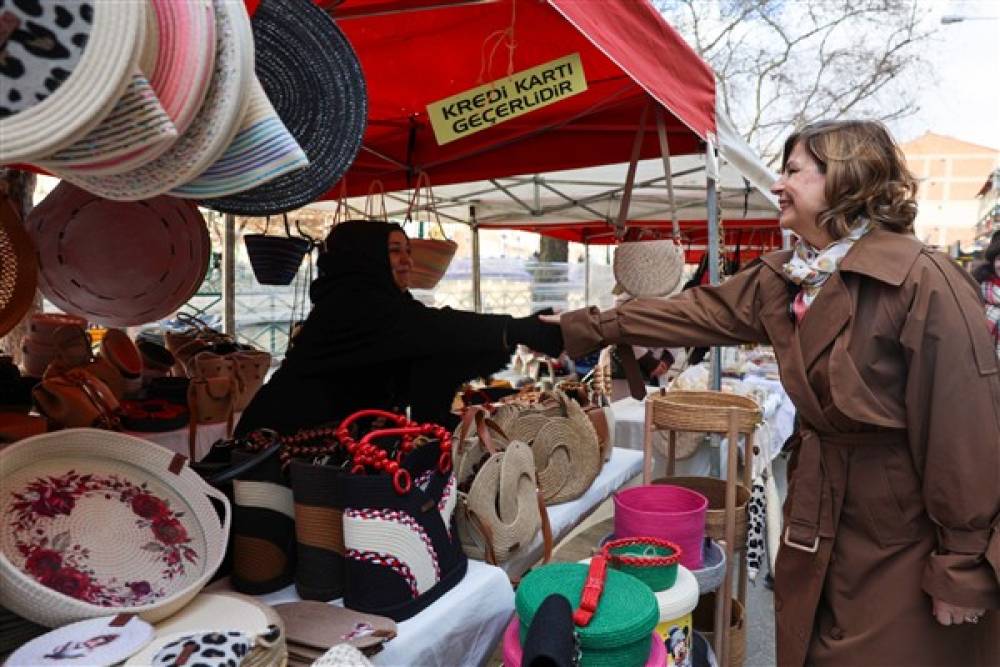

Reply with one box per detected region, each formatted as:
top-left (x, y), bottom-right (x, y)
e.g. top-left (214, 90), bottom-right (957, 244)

top-left (516, 563), bottom-right (659, 667)
top-left (605, 537), bottom-right (681, 592)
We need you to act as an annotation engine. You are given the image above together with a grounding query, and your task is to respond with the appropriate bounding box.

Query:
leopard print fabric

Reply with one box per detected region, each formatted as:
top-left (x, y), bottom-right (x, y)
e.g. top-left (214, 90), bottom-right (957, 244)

top-left (0, 0), bottom-right (92, 117)
top-left (746, 475), bottom-right (767, 583)
top-left (152, 631), bottom-right (252, 667)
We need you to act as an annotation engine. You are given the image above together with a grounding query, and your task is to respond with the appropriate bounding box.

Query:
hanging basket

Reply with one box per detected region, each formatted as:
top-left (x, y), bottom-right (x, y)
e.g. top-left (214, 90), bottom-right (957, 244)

top-left (244, 215), bottom-right (312, 286)
top-left (406, 171), bottom-right (457, 290)
top-left (409, 238), bottom-right (458, 289)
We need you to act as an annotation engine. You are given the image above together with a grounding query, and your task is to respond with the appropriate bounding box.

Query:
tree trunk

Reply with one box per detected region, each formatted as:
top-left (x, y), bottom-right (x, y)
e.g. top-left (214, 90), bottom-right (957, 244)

top-left (0, 169), bottom-right (39, 365)
top-left (538, 236), bottom-right (568, 262)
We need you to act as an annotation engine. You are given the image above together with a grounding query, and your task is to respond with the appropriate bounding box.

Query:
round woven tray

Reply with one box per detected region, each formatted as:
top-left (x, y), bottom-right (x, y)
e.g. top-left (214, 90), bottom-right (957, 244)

top-left (0, 429), bottom-right (230, 627)
top-left (653, 476), bottom-right (750, 548)
top-left (650, 391), bottom-right (761, 433)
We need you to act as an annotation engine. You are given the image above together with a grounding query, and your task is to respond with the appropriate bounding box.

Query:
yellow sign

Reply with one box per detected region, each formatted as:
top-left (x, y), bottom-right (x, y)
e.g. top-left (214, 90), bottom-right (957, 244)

top-left (427, 53), bottom-right (588, 145)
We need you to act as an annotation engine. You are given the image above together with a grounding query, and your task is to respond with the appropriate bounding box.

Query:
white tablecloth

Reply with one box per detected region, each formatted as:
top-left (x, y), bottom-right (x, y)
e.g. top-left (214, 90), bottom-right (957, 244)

top-left (499, 447), bottom-right (643, 578)
top-left (256, 559), bottom-right (514, 667)
top-left (125, 417), bottom-right (239, 461)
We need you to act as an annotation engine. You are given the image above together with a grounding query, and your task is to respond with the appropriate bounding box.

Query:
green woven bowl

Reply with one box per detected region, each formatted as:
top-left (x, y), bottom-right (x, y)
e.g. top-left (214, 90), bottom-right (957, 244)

top-left (516, 563), bottom-right (659, 667)
top-left (605, 537), bottom-right (681, 592)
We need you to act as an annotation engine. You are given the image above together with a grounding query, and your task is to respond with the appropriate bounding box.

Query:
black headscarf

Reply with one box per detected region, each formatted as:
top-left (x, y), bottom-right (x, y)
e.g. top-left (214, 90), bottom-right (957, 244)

top-left (310, 219), bottom-right (406, 305)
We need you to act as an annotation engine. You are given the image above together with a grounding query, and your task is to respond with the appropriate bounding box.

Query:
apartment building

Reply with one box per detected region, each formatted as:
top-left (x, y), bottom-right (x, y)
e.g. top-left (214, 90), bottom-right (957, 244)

top-left (900, 132), bottom-right (1000, 249)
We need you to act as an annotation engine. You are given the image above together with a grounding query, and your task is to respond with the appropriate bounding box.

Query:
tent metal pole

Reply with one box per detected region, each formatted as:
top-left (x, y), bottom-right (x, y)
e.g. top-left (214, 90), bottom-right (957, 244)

top-left (705, 140), bottom-right (722, 393)
top-left (584, 241), bottom-right (591, 304)
top-left (223, 213), bottom-right (236, 336)
top-left (471, 205), bottom-right (482, 313)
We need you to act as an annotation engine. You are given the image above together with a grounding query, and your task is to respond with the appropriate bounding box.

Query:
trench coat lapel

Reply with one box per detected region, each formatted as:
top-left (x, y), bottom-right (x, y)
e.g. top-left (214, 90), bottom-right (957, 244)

top-left (797, 271), bottom-right (852, 373)
top-left (757, 254), bottom-right (834, 431)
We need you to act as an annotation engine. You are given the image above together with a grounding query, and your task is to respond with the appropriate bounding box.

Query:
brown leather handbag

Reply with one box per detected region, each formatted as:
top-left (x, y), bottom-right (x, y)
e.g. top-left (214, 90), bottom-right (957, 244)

top-left (231, 349), bottom-right (272, 411)
top-left (32, 368), bottom-right (121, 429)
top-left (187, 352), bottom-right (237, 458)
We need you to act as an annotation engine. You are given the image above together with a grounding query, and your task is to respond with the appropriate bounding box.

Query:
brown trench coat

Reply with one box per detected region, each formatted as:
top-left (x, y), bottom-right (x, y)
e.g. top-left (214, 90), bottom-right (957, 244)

top-left (562, 229), bottom-right (1000, 666)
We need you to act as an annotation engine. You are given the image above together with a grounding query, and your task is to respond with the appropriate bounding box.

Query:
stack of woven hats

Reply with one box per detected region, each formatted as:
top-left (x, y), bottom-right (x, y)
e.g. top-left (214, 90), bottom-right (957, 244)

top-left (1, 0), bottom-right (366, 216)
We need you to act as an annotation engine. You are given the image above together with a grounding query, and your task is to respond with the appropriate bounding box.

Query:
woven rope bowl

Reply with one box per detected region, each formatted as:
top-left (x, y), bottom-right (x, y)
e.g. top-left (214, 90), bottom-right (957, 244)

top-left (650, 391), bottom-right (761, 434)
top-left (0, 429), bottom-right (230, 628)
top-left (653, 476), bottom-right (750, 548)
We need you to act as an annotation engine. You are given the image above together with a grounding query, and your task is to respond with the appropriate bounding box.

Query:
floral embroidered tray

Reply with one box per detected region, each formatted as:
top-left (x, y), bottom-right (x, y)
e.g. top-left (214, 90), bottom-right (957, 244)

top-left (0, 429), bottom-right (230, 628)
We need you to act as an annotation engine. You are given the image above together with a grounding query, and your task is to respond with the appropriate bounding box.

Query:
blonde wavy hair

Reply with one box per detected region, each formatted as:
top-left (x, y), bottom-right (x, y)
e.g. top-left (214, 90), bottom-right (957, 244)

top-left (781, 120), bottom-right (918, 239)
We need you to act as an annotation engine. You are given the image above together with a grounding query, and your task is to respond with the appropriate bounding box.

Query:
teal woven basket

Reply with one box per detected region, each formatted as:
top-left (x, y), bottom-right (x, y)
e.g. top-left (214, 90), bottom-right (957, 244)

top-left (516, 563), bottom-right (659, 667)
top-left (605, 536), bottom-right (681, 592)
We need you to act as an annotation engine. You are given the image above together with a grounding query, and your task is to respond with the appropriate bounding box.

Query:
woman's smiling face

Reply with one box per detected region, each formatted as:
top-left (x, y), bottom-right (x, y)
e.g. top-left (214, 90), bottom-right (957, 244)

top-left (771, 140), bottom-right (833, 247)
top-left (387, 230), bottom-right (413, 290)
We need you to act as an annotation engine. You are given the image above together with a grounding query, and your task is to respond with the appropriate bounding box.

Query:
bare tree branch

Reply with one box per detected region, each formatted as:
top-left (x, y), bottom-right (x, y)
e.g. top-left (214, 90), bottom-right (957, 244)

top-left (655, 0), bottom-right (935, 162)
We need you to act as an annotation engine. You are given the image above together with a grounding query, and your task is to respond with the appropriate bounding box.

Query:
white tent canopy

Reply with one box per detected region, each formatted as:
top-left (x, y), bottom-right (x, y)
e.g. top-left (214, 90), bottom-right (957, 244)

top-left (306, 100), bottom-right (779, 239)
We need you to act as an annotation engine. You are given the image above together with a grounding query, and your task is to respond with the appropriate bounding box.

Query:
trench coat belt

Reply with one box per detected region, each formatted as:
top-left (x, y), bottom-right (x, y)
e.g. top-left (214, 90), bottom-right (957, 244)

top-left (783, 426), bottom-right (908, 553)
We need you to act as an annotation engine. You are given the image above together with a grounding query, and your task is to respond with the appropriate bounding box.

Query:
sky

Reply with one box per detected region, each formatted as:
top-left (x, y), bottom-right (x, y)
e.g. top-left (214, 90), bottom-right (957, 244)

top-left (893, 0), bottom-right (1000, 149)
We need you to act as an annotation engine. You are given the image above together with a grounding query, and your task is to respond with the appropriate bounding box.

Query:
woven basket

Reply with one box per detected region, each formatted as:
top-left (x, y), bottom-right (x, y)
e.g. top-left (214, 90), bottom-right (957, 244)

top-left (503, 617), bottom-right (666, 667)
top-left (692, 539), bottom-right (727, 594)
top-left (614, 485), bottom-right (708, 570)
top-left (516, 562), bottom-right (660, 667)
top-left (693, 593), bottom-right (745, 667)
top-left (244, 234), bottom-right (311, 286)
top-left (653, 476), bottom-right (750, 548)
top-left (409, 238), bottom-right (458, 289)
top-left (0, 429), bottom-right (230, 628)
top-left (604, 537), bottom-right (681, 592)
top-left (649, 391), bottom-right (761, 434)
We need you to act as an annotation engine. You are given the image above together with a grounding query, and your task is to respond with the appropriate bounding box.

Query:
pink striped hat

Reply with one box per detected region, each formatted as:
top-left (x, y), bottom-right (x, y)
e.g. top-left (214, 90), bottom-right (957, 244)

top-left (43, 0), bottom-right (218, 176)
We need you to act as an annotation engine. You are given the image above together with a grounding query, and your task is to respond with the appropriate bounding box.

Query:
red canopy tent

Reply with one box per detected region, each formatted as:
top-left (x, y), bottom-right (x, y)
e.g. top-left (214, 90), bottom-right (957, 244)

top-left (314, 0), bottom-right (717, 198)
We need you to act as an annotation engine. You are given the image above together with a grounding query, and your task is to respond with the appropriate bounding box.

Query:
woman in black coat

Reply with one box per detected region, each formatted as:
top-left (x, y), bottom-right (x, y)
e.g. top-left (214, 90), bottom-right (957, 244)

top-left (236, 219), bottom-right (563, 435)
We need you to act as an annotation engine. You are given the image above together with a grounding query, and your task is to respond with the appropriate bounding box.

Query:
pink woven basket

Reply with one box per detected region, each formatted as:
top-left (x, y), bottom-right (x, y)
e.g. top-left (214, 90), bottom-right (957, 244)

top-left (502, 617), bottom-right (666, 667)
top-left (614, 485), bottom-right (708, 569)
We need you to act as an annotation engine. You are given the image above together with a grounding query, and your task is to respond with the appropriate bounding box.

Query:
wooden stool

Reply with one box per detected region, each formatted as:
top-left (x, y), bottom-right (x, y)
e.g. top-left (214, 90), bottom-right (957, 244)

top-left (643, 389), bottom-right (761, 667)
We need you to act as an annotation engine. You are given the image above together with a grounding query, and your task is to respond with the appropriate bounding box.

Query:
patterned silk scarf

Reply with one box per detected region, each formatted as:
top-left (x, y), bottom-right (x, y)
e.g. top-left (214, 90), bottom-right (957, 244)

top-left (982, 276), bottom-right (1000, 358)
top-left (782, 220), bottom-right (873, 322)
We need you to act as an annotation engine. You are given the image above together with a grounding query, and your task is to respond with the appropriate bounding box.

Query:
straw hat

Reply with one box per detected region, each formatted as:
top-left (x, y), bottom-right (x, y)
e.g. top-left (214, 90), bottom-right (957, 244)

top-left (37, 67), bottom-right (177, 171)
top-left (63, 0), bottom-right (255, 201)
top-left (27, 182), bottom-right (211, 327)
top-left (171, 78), bottom-right (309, 199)
top-left (0, 199), bottom-right (37, 338)
top-left (613, 239), bottom-right (685, 298)
top-left (44, 0), bottom-right (218, 177)
top-left (203, 0), bottom-right (367, 215)
top-left (0, 429), bottom-right (231, 628)
top-left (0, 1), bottom-right (145, 163)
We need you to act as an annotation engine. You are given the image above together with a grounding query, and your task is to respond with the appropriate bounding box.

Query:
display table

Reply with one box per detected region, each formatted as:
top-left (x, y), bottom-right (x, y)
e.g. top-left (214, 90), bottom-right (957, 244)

top-left (254, 560), bottom-right (514, 667)
top-left (500, 447), bottom-right (643, 579)
top-left (125, 416), bottom-right (240, 461)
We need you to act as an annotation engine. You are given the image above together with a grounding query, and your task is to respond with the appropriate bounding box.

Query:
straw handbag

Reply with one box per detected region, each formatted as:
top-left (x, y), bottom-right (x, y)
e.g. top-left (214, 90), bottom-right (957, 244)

top-left (231, 349), bottom-right (272, 411)
top-left (187, 352), bottom-right (237, 459)
top-left (405, 172), bottom-right (457, 290)
top-left (530, 392), bottom-right (602, 504)
top-left (454, 410), bottom-right (552, 565)
top-left (0, 429), bottom-right (230, 627)
top-left (613, 238), bottom-right (685, 298)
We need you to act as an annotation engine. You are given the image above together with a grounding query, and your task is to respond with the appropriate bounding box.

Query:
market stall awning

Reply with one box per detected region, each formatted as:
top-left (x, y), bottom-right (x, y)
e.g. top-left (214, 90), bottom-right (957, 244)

top-left (320, 0), bottom-right (716, 197)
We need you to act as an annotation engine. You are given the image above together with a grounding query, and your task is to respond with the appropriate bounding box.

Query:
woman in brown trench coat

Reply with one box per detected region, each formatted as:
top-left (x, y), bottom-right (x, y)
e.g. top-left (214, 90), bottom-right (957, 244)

top-left (548, 120), bottom-right (1000, 666)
